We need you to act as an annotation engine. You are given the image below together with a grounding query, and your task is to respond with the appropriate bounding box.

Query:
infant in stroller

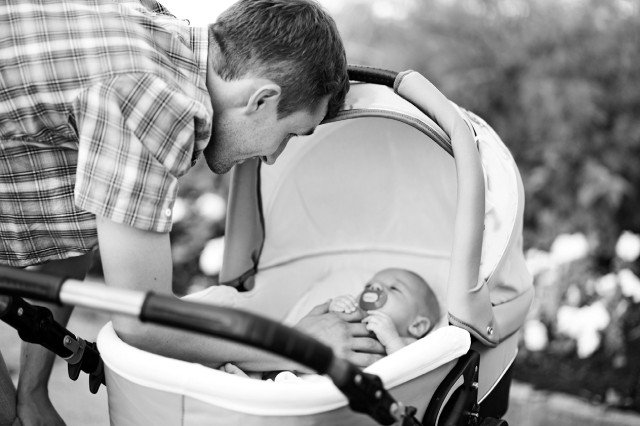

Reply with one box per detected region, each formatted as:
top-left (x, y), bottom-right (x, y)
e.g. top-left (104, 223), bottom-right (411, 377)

top-left (329, 268), bottom-right (441, 355)
top-left (222, 267), bottom-right (441, 380)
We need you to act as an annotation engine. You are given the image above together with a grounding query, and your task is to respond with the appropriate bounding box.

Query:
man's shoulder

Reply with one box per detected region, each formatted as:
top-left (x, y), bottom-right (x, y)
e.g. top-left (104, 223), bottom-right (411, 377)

top-left (135, 0), bottom-right (177, 17)
top-left (108, 0), bottom-right (174, 16)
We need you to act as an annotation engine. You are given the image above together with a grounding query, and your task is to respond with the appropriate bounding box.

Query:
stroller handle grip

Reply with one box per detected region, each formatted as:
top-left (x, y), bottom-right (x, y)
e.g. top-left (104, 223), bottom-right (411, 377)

top-left (140, 292), bottom-right (336, 376)
top-left (142, 295), bottom-right (402, 425)
top-left (0, 264), bottom-right (336, 374)
top-left (0, 267), bottom-right (414, 425)
top-left (348, 65), bottom-right (397, 87)
top-left (0, 265), bottom-right (65, 303)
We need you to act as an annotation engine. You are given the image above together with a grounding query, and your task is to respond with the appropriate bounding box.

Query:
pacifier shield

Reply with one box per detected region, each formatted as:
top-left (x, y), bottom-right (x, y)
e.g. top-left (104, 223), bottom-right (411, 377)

top-left (359, 287), bottom-right (388, 310)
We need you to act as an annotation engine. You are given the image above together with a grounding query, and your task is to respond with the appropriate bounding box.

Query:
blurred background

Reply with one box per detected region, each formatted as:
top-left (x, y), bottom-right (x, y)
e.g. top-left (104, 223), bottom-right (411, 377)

top-left (159, 0), bottom-right (640, 419)
top-left (2, 0), bottom-right (639, 424)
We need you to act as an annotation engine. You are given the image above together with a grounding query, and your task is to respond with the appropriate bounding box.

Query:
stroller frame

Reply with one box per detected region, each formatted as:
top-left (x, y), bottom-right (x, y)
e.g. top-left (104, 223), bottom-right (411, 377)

top-left (0, 66), bottom-right (530, 426)
top-left (212, 65), bottom-right (531, 423)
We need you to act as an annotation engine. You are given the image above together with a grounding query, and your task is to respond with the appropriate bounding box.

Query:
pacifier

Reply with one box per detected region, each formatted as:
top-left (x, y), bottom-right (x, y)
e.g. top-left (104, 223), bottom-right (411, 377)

top-left (358, 285), bottom-right (388, 311)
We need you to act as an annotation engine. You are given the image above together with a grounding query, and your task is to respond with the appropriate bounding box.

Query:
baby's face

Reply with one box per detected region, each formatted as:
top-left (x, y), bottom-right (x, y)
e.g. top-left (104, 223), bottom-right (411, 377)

top-left (359, 269), bottom-right (428, 335)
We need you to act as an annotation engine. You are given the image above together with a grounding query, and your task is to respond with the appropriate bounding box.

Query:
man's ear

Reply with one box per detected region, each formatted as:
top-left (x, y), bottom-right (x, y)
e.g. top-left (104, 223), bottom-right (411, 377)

top-left (245, 83), bottom-right (281, 115)
top-left (408, 316), bottom-right (432, 339)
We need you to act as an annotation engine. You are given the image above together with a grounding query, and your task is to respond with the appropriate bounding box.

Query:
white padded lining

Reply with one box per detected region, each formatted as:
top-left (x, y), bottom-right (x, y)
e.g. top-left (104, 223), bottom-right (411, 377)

top-left (98, 322), bottom-right (469, 416)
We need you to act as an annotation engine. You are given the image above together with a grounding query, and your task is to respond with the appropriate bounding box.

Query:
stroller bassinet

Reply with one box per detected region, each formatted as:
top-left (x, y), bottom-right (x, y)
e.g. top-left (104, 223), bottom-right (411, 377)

top-left (95, 68), bottom-right (533, 425)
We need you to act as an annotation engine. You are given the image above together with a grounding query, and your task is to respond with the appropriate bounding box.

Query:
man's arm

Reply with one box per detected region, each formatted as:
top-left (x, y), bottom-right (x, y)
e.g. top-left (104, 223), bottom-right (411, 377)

top-left (96, 215), bottom-right (286, 369)
top-left (96, 216), bottom-right (384, 370)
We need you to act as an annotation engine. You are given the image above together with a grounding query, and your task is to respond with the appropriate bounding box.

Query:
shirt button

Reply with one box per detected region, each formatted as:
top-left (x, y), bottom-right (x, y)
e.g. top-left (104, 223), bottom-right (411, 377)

top-left (165, 208), bottom-right (172, 217)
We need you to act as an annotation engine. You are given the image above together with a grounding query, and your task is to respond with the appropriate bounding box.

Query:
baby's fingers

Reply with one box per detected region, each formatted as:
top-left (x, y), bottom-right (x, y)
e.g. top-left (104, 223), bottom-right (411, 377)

top-left (220, 363), bottom-right (248, 377)
top-left (364, 321), bottom-right (375, 332)
top-left (363, 317), bottom-right (381, 330)
top-left (340, 296), bottom-right (357, 312)
top-left (338, 301), bottom-right (356, 313)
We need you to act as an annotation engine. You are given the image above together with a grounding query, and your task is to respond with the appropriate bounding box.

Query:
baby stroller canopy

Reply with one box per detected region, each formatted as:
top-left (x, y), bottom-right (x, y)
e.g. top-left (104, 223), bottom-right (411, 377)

top-left (0, 68), bottom-right (532, 426)
top-left (220, 70), bottom-right (533, 346)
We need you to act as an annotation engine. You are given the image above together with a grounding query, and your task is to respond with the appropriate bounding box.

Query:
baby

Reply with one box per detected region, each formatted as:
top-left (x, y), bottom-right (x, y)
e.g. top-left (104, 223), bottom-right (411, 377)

top-left (329, 268), bottom-right (441, 354)
top-left (220, 268), bottom-right (441, 380)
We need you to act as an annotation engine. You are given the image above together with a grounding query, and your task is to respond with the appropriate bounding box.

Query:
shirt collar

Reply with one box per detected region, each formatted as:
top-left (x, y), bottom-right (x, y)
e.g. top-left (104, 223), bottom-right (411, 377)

top-left (190, 26), bottom-right (209, 84)
top-left (189, 25), bottom-right (212, 166)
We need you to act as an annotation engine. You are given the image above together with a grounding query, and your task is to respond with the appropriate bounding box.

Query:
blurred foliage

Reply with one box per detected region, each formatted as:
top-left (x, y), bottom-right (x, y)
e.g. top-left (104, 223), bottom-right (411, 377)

top-left (516, 240), bottom-right (640, 410)
top-left (170, 160), bottom-right (229, 295)
top-left (334, 0), bottom-right (640, 261)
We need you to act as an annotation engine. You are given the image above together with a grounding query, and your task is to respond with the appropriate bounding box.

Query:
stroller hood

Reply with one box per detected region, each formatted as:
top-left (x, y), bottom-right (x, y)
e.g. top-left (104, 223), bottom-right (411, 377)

top-left (218, 70), bottom-right (533, 346)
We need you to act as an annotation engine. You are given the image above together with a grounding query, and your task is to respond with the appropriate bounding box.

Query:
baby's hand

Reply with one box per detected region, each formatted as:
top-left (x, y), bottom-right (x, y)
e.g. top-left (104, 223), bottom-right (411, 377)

top-left (362, 311), bottom-right (405, 354)
top-left (220, 363), bottom-right (249, 377)
top-left (329, 295), bottom-right (358, 314)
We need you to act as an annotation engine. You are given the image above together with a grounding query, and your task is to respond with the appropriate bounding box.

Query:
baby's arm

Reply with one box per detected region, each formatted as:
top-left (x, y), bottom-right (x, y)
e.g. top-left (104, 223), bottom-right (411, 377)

top-left (220, 363), bottom-right (267, 379)
top-left (329, 295), bottom-right (358, 314)
top-left (362, 311), bottom-right (406, 354)
top-left (220, 363), bottom-right (249, 377)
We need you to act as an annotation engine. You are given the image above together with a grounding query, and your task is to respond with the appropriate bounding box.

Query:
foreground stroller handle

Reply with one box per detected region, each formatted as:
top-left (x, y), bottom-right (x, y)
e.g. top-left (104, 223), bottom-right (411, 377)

top-left (0, 295), bottom-right (105, 393)
top-left (0, 265), bottom-right (420, 425)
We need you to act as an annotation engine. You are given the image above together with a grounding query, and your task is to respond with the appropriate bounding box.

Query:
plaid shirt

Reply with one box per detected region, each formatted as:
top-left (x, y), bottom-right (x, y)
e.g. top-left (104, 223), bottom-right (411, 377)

top-left (0, 0), bottom-right (212, 267)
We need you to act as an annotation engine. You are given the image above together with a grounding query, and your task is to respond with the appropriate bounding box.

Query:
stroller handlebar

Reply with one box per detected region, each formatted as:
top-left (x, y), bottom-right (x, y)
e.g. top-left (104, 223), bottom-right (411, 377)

top-left (0, 266), bottom-right (419, 425)
top-left (141, 292), bottom-right (337, 375)
top-left (347, 65), bottom-right (397, 88)
top-left (0, 265), bottom-right (66, 302)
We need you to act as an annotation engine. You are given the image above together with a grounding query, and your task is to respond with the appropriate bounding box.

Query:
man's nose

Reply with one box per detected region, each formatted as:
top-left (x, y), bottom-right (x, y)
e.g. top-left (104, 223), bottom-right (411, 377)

top-left (262, 154), bottom-right (277, 165)
top-left (263, 147), bottom-right (283, 165)
top-left (263, 138), bottom-right (291, 165)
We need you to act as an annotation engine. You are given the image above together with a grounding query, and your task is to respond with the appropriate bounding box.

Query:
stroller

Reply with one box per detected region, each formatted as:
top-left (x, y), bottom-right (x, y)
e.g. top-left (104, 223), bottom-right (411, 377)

top-left (0, 67), bottom-right (533, 425)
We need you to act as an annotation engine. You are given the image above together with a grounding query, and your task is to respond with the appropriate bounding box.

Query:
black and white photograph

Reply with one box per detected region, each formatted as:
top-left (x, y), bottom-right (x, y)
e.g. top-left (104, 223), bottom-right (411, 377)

top-left (1, 0), bottom-right (639, 425)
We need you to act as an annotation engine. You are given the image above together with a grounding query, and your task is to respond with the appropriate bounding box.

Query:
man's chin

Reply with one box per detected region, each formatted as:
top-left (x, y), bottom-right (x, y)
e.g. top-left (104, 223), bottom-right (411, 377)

top-left (204, 151), bottom-right (259, 174)
top-left (204, 157), bottom-right (233, 175)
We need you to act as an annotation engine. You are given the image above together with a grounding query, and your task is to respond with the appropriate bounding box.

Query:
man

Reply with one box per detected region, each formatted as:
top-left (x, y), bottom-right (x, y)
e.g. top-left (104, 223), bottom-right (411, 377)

top-left (0, 0), bottom-right (384, 424)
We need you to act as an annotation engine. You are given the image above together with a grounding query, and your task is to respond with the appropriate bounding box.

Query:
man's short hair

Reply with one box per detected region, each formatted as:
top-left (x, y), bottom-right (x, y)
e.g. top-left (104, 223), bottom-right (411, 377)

top-left (209, 0), bottom-right (349, 119)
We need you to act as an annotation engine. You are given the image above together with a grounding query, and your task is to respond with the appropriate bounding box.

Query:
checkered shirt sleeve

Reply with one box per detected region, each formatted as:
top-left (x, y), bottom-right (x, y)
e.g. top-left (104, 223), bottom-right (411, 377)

top-left (73, 73), bottom-right (210, 232)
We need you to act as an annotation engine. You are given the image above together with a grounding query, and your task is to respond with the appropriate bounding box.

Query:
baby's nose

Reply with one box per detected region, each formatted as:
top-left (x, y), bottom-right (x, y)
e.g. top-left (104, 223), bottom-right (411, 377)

top-left (369, 282), bottom-right (383, 291)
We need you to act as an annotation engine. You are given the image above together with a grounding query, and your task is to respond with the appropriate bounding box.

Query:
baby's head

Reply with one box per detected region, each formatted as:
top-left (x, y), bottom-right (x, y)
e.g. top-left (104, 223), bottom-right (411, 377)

top-left (359, 268), bottom-right (441, 339)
